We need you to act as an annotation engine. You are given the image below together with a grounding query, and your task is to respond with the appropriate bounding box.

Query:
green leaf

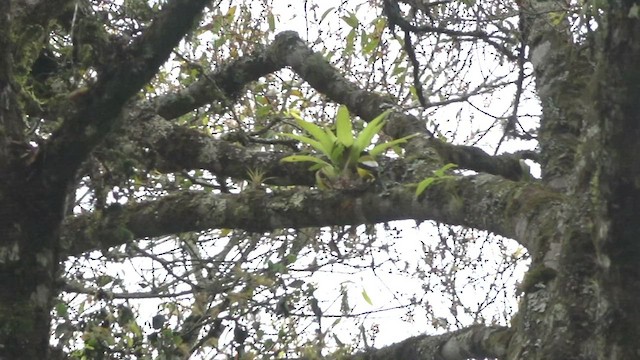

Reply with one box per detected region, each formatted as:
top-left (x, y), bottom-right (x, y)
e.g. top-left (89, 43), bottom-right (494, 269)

top-left (324, 127), bottom-right (338, 146)
top-left (316, 167), bottom-right (339, 189)
top-left (226, 5), bottom-right (237, 19)
top-left (308, 163), bottom-right (326, 171)
top-left (280, 155), bottom-right (331, 167)
top-left (315, 172), bottom-right (329, 189)
top-left (330, 143), bottom-right (346, 166)
top-left (319, 7), bottom-right (335, 23)
top-left (350, 109), bottom-right (391, 164)
top-left (361, 288), bottom-right (373, 305)
top-left (292, 115), bottom-right (329, 143)
top-left (320, 165), bottom-right (338, 179)
top-left (415, 163), bottom-right (457, 197)
top-left (129, 321), bottom-right (142, 337)
top-left (369, 133), bottom-right (418, 157)
top-left (280, 133), bottom-right (328, 157)
top-left (409, 85), bottom-right (418, 100)
top-left (363, 37), bottom-right (380, 54)
top-left (55, 301), bottom-right (69, 317)
top-left (415, 177), bottom-right (436, 197)
top-left (336, 105), bottom-right (354, 147)
top-left (345, 29), bottom-right (356, 55)
top-left (342, 12), bottom-right (359, 28)
top-left (548, 11), bottom-right (566, 26)
top-left (290, 114), bottom-right (336, 157)
top-left (434, 163), bottom-right (457, 177)
top-left (267, 13), bottom-right (275, 30)
top-left (97, 275), bottom-right (113, 287)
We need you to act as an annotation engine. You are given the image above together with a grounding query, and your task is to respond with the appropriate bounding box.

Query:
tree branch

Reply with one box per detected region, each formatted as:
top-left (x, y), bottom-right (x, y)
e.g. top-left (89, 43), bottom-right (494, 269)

top-left (35, 0), bottom-right (210, 191)
top-left (118, 109), bottom-right (534, 187)
top-left (61, 174), bottom-right (564, 256)
top-left (147, 31), bottom-right (530, 181)
top-left (153, 43), bottom-right (286, 119)
top-left (308, 324), bottom-right (513, 360)
top-left (384, 0), bottom-right (518, 61)
top-left (120, 110), bottom-right (315, 185)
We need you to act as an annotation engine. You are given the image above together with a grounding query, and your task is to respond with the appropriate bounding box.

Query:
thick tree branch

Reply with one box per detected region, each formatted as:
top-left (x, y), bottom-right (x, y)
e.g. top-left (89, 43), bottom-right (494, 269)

top-left (115, 108), bottom-right (462, 187)
top-left (61, 174), bottom-right (564, 256)
top-left (35, 0), bottom-right (209, 191)
top-left (120, 110), bottom-right (315, 185)
top-left (153, 44), bottom-right (286, 119)
top-left (584, 8), bottom-right (640, 353)
top-left (119, 109), bottom-right (533, 187)
top-left (342, 324), bottom-right (512, 360)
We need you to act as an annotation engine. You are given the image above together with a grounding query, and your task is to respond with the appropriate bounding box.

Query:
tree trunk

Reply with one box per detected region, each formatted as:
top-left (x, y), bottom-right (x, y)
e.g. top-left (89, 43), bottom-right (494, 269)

top-left (0, 162), bottom-right (67, 359)
top-left (505, 2), bottom-right (640, 359)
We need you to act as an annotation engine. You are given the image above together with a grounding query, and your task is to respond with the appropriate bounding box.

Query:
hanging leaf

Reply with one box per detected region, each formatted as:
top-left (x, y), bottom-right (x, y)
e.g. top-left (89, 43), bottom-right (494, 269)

top-left (267, 13), bottom-right (275, 31)
top-left (361, 288), bottom-right (373, 305)
top-left (342, 12), bottom-right (359, 28)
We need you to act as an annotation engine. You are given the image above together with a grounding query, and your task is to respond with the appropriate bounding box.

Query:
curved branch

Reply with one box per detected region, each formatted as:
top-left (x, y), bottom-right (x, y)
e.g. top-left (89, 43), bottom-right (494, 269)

top-left (61, 174), bottom-right (565, 256)
top-left (430, 141), bottom-right (530, 181)
top-left (122, 110), bottom-right (534, 186)
top-left (36, 0), bottom-right (209, 190)
top-left (342, 324), bottom-right (513, 360)
top-left (153, 43), bottom-right (286, 119)
top-left (146, 31), bottom-right (529, 180)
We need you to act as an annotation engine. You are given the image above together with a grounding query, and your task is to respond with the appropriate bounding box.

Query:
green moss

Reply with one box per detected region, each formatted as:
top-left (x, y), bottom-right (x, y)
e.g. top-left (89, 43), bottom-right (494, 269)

top-left (520, 265), bottom-right (558, 294)
top-left (506, 185), bottom-right (563, 218)
top-left (441, 179), bottom-right (464, 213)
top-left (113, 226), bottom-right (135, 243)
top-left (0, 302), bottom-right (36, 337)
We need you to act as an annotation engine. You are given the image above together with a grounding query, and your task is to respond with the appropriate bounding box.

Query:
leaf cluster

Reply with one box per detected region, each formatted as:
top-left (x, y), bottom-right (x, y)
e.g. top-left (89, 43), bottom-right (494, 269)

top-left (281, 106), bottom-right (416, 189)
